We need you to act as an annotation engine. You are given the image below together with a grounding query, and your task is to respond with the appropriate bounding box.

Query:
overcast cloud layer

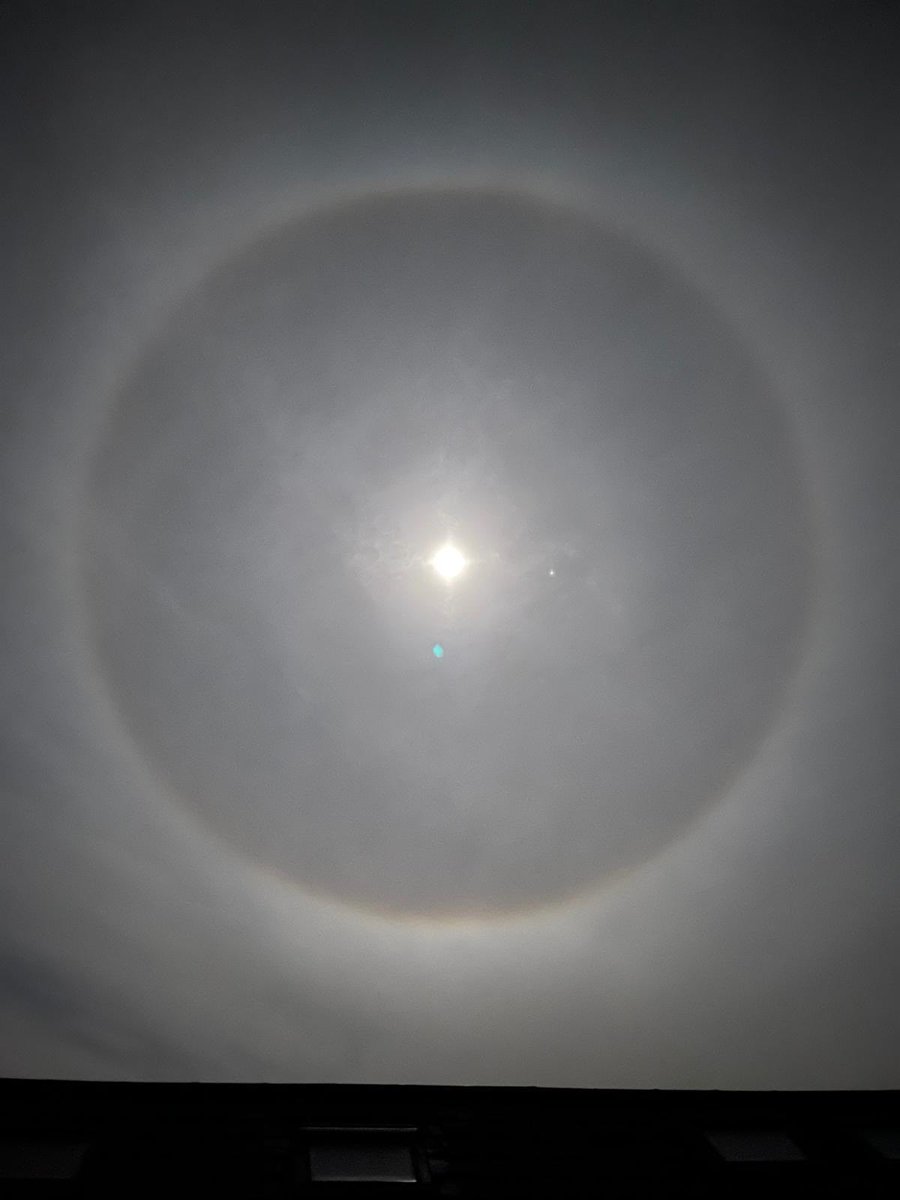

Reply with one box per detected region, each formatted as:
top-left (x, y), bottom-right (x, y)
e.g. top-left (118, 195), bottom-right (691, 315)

top-left (1, 1), bottom-right (898, 1086)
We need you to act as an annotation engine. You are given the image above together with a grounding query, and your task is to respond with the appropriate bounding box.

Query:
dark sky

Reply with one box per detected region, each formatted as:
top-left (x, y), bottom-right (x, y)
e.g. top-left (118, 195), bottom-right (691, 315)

top-left (1, 0), bottom-right (898, 1085)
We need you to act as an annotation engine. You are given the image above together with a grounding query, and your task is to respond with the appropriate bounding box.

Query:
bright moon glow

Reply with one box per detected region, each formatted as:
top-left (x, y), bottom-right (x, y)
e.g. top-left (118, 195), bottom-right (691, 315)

top-left (430, 542), bottom-right (468, 582)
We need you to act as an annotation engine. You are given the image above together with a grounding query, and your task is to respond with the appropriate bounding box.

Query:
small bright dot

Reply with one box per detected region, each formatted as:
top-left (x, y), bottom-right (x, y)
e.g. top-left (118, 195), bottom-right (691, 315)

top-left (432, 643), bottom-right (444, 658)
top-left (430, 542), bottom-right (467, 582)
top-left (548, 568), bottom-right (556, 576)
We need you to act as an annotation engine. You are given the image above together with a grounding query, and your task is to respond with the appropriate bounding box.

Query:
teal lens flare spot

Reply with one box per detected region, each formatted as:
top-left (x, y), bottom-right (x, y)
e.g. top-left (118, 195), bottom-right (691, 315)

top-left (432, 643), bottom-right (444, 659)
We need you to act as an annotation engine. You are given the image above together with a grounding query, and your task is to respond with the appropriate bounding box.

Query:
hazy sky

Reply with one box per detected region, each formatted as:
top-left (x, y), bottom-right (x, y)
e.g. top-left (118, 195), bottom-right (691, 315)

top-left (1, 0), bottom-right (898, 1086)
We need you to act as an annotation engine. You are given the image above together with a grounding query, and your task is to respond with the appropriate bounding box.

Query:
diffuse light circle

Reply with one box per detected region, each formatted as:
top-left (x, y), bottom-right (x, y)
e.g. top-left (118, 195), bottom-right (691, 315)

top-left (81, 186), bottom-right (816, 920)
